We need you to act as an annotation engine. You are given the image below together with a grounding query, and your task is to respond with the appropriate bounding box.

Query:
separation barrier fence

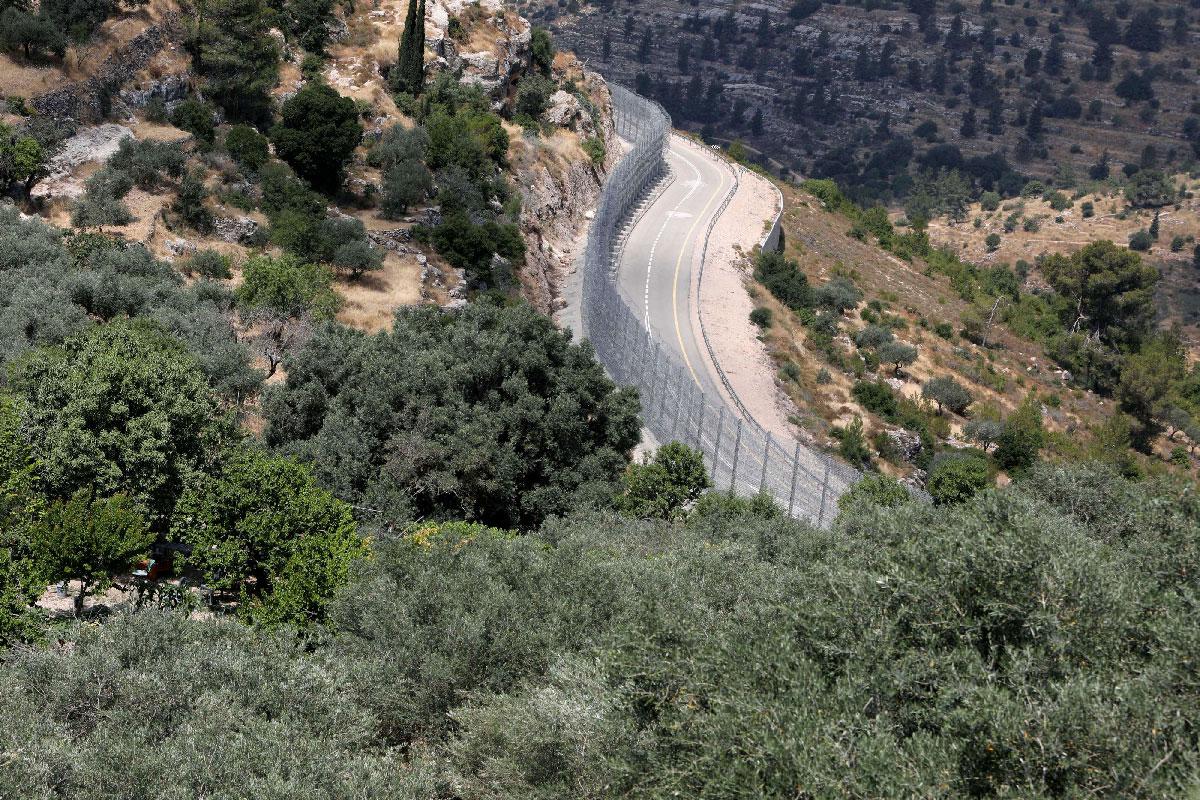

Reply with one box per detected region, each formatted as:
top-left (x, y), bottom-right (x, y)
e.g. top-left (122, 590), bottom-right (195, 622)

top-left (581, 86), bottom-right (861, 527)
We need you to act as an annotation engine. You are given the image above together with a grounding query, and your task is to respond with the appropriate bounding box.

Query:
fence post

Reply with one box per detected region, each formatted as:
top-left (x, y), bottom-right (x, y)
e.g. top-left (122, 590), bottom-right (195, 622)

top-left (786, 440), bottom-right (801, 519)
top-left (730, 418), bottom-right (743, 492)
top-left (682, 385), bottom-right (697, 448)
top-left (759, 433), bottom-right (772, 494)
top-left (817, 462), bottom-right (831, 527)
top-left (655, 361), bottom-right (673, 430)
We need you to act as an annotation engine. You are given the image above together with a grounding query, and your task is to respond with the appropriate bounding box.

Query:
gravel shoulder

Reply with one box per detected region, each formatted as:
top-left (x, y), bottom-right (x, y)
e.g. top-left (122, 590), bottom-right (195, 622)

top-left (686, 143), bottom-right (797, 441)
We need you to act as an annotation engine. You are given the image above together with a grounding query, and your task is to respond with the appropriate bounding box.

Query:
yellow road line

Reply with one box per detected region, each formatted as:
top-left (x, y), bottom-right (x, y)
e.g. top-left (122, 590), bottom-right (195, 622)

top-left (672, 144), bottom-right (730, 388)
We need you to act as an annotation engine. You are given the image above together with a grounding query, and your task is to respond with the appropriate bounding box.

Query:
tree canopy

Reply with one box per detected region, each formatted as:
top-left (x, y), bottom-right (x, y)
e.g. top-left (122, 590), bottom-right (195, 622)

top-left (172, 446), bottom-right (366, 624)
top-left (271, 82), bottom-right (362, 193)
top-left (9, 320), bottom-right (230, 527)
top-left (1041, 240), bottom-right (1158, 349)
top-left (264, 303), bottom-right (641, 528)
top-left (4, 463), bottom-right (1200, 797)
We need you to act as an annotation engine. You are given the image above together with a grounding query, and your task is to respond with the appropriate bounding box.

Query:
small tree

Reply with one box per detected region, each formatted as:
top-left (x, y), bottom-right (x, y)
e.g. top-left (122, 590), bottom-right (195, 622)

top-left (922, 376), bottom-right (973, 415)
top-left (0, 8), bottom-right (65, 60)
top-left (838, 416), bottom-right (871, 466)
top-left (34, 491), bottom-right (154, 615)
top-left (173, 447), bottom-right (366, 624)
top-left (224, 124), bottom-right (269, 170)
top-left (530, 27), bottom-right (555, 75)
top-left (618, 442), bottom-right (710, 521)
top-left (878, 341), bottom-right (918, 376)
top-left (963, 418), bottom-right (1004, 452)
top-left (815, 276), bottom-right (863, 314)
top-left (994, 394), bottom-right (1045, 472)
top-left (0, 123), bottom-right (45, 196)
top-left (236, 254), bottom-right (340, 377)
top-left (853, 325), bottom-right (893, 349)
top-left (380, 159), bottom-right (433, 218)
top-left (392, 0), bottom-right (426, 94)
top-left (985, 233), bottom-right (1001, 252)
top-left (331, 238), bottom-right (384, 280)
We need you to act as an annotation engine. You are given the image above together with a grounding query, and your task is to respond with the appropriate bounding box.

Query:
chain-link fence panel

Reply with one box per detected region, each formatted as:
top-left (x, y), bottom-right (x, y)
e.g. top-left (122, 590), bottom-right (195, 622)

top-left (582, 86), bottom-right (861, 527)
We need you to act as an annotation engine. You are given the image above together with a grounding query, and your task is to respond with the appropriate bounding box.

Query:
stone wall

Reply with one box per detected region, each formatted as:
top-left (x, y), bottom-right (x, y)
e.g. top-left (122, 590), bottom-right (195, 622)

top-left (32, 14), bottom-right (183, 123)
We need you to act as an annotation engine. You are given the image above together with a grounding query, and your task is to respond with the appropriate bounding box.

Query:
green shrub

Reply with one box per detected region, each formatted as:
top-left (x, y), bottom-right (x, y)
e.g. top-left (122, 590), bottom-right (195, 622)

top-left (170, 99), bottom-right (216, 145)
top-left (1128, 229), bottom-right (1153, 252)
top-left (852, 380), bottom-right (898, 418)
top-left (926, 453), bottom-right (991, 505)
top-left (837, 473), bottom-right (910, 514)
top-left (836, 415), bottom-right (871, 466)
top-left (582, 136), bottom-right (606, 167)
top-left (183, 249), bottom-right (232, 279)
top-left (749, 307), bottom-right (773, 329)
top-left (224, 124), bottom-right (270, 170)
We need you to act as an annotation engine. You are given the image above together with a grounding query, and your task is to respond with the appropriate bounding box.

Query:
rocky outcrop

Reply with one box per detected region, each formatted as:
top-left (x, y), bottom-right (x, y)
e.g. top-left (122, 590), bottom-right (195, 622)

top-left (33, 15), bottom-right (183, 123)
top-left (212, 215), bottom-right (260, 245)
top-left (30, 124), bottom-right (134, 201)
top-left (119, 74), bottom-right (192, 111)
top-left (428, 0), bottom-right (531, 106)
top-left (884, 427), bottom-right (923, 463)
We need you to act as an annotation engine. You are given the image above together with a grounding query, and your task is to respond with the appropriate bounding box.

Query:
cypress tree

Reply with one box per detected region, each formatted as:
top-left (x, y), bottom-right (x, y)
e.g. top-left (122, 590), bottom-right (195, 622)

top-left (413, 0), bottom-right (425, 92)
top-left (393, 0), bottom-right (424, 94)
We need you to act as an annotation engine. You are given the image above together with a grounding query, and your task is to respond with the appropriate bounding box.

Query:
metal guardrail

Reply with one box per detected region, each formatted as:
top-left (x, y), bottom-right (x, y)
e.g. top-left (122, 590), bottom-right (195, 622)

top-left (582, 86), bottom-right (861, 527)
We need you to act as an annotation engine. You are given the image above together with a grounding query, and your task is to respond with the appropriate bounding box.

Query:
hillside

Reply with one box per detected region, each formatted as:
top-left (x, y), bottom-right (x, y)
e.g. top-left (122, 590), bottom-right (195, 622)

top-left (2, 0), bottom-right (612, 331)
top-left (528, 0), bottom-right (1199, 199)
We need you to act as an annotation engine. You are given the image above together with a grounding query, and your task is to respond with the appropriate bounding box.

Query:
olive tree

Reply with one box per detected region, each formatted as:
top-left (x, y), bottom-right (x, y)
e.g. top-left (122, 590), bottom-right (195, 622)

top-left (922, 375), bottom-right (973, 415)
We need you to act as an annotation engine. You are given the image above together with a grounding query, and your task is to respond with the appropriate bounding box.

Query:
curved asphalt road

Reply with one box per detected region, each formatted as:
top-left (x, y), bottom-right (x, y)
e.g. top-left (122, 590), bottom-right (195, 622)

top-left (616, 135), bottom-right (734, 404)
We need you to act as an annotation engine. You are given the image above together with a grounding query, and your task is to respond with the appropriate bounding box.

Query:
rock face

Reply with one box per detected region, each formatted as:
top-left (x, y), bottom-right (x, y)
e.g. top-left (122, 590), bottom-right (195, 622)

top-left (212, 216), bottom-right (260, 245)
top-left (543, 90), bottom-right (583, 129)
top-left (30, 124), bottom-right (134, 201)
top-left (428, 0), bottom-right (531, 106)
top-left (515, 72), bottom-right (616, 314)
top-left (119, 74), bottom-right (192, 111)
top-left (885, 427), bottom-right (923, 463)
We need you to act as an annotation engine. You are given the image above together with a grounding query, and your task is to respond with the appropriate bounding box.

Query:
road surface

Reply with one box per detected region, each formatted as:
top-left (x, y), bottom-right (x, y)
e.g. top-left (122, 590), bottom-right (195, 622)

top-left (616, 135), bottom-right (735, 406)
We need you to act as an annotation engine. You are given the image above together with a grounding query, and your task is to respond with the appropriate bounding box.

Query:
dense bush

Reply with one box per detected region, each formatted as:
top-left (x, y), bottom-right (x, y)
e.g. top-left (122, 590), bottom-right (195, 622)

top-left (753, 250), bottom-right (812, 310)
top-left (271, 82), bottom-right (362, 193)
top-left (852, 379), bottom-right (898, 417)
top-left (10, 320), bottom-right (231, 527)
top-left (264, 303), bottom-right (641, 528)
top-left (926, 451), bottom-right (990, 504)
top-left (5, 464), bottom-right (1200, 797)
top-left (0, 209), bottom-right (258, 398)
top-left (223, 124), bottom-right (269, 170)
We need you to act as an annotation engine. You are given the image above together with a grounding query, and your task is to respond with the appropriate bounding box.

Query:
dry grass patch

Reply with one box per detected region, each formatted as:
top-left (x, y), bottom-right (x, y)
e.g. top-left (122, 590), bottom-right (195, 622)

top-left (335, 251), bottom-right (422, 333)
